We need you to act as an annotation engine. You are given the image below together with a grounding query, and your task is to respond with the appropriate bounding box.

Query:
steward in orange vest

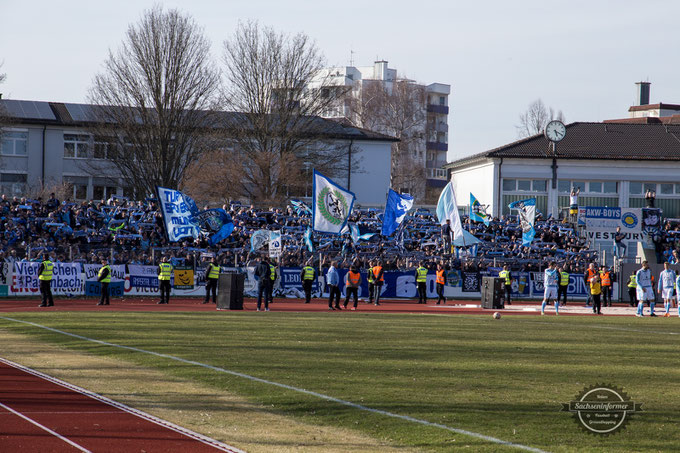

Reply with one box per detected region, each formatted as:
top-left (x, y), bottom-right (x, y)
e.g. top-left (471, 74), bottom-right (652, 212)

top-left (344, 265), bottom-right (362, 310)
top-left (599, 268), bottom-right (613, 307)
top-left (436, 263), bottom-right (446, 305)
top-left (372, 262), bottom-right (384, 306)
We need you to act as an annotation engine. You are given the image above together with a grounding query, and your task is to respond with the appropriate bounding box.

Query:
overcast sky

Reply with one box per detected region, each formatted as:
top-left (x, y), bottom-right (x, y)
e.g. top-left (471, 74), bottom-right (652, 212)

top-left (1, 0), bottom-right (678, 161)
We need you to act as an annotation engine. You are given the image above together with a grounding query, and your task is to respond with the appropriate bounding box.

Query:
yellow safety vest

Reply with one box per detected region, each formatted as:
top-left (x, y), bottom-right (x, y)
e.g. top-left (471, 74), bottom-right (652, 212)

top-left (39, 260), bottom-right (53, 281)
top-left (560, 272), bottom-right (569, 286)
top-left (302, 266), bottom-right (315, 281)
top-left (98, 265), bottom-right (111, 283)
top-left (627, 275), bottom-right (637, 288)
top-left (207, 263), bottom-right (220, 279)
top-left (499, 270), bottom-right (511, 285)
top-left (416, 267), bottom-right (428, 283)
top-left (367, 267), bottom-right (375, 284)
top-left (158, 263), bottom-right (172, 281)
top-left (269, 264), bottom-right (276, 281)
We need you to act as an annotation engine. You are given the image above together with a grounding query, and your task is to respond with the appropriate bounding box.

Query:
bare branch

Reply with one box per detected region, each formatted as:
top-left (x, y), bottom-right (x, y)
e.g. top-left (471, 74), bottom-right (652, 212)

top-left (516, 98), bottom-right (566, 138)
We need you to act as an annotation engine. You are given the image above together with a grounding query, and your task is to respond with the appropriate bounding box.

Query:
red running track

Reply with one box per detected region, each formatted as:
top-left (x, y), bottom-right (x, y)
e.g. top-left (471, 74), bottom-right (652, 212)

top-left (0, 358), bottom-right (243, 452)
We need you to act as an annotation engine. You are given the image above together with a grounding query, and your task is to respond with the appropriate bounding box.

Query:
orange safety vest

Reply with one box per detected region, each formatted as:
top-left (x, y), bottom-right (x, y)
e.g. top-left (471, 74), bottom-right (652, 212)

top-left (436, 269), bottom-right (446, 285)
top-left (586, 269), bottom-right (597, 283)
top-left (346, 270), bottom-right (361, 287)
top-left (600, 271), bottom-right (611, 286)
top-left (372, 266), bottom-right (384, 283)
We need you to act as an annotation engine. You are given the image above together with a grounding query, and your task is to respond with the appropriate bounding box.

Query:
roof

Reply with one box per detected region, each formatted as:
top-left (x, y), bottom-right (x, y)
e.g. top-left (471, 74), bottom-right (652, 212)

top-left (446, 122), bottom-right (680, 169)
top-left (628, 103), bottom-right (680, 112)
top-left (0, 99), bottom-right (398, 143)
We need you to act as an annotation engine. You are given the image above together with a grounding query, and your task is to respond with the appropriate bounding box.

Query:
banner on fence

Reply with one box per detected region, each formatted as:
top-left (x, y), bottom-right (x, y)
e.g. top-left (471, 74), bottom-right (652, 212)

top-left (13, 262), bottom-right (82, 294)
top-left (173, 266), bottom-right (194, 290)
top-left (84, 264), bottom-right (125, 297)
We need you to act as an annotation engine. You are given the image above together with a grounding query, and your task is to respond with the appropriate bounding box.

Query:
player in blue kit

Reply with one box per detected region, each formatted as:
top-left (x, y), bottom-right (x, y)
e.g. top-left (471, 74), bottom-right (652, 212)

top-left (636, 261), bottom-right (654, 317)
top-left (658, 262), bottom-right (676, 317)
top-left (541, 262), bottom-right (559, 316)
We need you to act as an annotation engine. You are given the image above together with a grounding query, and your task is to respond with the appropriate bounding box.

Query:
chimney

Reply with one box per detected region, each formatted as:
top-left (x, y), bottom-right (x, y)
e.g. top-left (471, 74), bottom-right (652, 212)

top-left (635, 81), bottom-right (650, 106)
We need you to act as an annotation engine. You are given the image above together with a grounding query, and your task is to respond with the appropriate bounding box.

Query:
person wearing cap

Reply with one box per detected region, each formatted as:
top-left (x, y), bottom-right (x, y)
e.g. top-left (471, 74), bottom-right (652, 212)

top-left (204, 256), bottom-right (220, 304)
top-left (157, 256), bottom-right (173, 305)
top-left (37, 253), bottom-right (54, 307)
top-left (97, 258), bottom-right (111, 306)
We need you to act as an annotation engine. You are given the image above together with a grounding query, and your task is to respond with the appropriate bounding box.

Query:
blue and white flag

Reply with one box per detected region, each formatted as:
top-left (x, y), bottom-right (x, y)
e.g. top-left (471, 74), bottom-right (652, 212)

top-left (312, 170), bottom-right (355, 234)
top-left (381, 189), bottom-right (414, 236)
top-left (470, 193), bottom-right (490, 226)
top-left (436, 182), bottom-right (464, 242)
top-left (342, 222), bottom-right (377, 245)
top-left (291, 199), bottom-right (312, 216)
top-left (508, 197), bottom-right (536, 246)
top-left (250, 229), bottom-right (271, 252)
top-left (303, 227), bottom-right (315, 252)
top-left (156, 187), bottom-right (234, 244)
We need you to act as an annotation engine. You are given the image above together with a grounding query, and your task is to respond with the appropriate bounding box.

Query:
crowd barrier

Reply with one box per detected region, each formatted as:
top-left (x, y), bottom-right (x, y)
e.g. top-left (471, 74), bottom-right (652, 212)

top-left (0, 263), bottom-right (610, 300)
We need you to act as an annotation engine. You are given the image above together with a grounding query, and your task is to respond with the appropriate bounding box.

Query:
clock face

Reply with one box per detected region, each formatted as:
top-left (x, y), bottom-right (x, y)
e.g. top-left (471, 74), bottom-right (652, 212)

top-left (545, 120), bottom-right (566, 142)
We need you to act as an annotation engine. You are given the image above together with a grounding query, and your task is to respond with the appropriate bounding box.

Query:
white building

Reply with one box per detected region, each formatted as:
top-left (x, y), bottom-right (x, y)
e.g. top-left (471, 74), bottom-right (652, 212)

top-left (0, 99), bottom-right (396, 206)
top-left (310, 60), bottom-right (450, 200)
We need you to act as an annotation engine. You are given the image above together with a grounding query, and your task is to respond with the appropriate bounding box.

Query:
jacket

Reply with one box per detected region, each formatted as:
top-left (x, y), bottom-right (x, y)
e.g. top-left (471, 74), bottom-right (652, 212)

top-left (326, 266), bottom-right (339, 286)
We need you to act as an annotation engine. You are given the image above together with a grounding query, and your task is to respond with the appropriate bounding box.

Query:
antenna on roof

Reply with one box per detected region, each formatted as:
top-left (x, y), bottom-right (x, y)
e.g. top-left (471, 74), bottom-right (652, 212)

top-left (349, 49), bottom-right (355, 67)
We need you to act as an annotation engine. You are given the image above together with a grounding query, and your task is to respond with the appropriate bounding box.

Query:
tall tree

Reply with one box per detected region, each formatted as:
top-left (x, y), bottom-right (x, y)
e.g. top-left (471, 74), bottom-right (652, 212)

top-left (516, 99), bottom-right (565, 138)
top-left (348, 79), bottom-right (427, 196)
top-left (219, 21), bottom-right (353, 204)
top-left (87, 6), bottom-right (220, 198)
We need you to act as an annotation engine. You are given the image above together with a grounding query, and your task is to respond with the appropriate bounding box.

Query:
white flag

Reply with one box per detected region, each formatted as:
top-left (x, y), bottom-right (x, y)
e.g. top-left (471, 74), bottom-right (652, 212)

top-left (312, 170), bottom-right (355, 234)
top-left (436, 181), bottom-right (464, 242)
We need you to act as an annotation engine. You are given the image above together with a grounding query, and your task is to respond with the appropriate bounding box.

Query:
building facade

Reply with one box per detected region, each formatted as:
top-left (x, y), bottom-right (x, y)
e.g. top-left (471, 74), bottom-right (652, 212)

top-left (310, 60), bottom-right (450, 200)
top-left (0, 99), bottom-right (396, 206)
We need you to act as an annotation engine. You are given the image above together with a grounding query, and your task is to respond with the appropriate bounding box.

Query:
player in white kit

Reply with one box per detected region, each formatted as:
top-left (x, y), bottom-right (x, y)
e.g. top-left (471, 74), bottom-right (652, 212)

top-left (658, 262), bottom-right (676, 317)
top-left (636, 261), bottom-right (654, 317)
top-left (541, 262), bottom-right (559, 316)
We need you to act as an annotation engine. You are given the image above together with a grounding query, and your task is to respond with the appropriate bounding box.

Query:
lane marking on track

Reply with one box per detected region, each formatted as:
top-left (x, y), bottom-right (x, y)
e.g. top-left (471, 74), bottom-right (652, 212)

top-left (0, 401), bottom-right (92, 453)
top-left (0, 356), bottom-right (244, 453)
top-left (0, 316), bottom-right (547, 453)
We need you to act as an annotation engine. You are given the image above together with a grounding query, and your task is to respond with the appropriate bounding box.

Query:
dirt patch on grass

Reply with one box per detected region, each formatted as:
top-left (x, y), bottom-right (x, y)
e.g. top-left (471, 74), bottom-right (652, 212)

top-left (0, 329), bottom-right (413, 453)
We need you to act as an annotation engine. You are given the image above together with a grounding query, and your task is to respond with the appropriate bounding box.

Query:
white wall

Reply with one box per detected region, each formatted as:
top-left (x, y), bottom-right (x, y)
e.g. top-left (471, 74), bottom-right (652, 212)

top-left (345, 140), bottom-right (392, 207)
top-left (451, 160), bottom-right (496, 214)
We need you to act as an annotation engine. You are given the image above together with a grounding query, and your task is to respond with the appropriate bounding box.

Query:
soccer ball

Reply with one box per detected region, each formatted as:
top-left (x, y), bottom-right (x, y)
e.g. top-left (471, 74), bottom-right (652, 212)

top-left (493, 312), bottom-right (501, 320)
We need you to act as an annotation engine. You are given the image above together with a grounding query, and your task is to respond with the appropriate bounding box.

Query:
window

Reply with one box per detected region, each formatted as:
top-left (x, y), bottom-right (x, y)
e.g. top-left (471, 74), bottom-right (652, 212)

top-left (1, 131), bottom-right (28, 156)
top-left (644, 183), bottom-right (656, 192)
top-left (94, 136), bottom-right (116, 159)
top-left (64, 176), bottom-right (88, 200)
top-left (439, 96), bottom-right (445, 106)
top-left (0, 173), bottom-right (27, 196)
top-left (558, 180), bottom-right (571, 193)
top-left (572, 181), bottom-right (585, 191)
top-left (589, 182), bottom-right (602, 193)
top-left (660, 183), bottom-right (674, 195)
top-left (502, 179), bottom-right (516, 191)
top-left (630, 182), bottom-right (642, 194)
top-left (532, 180), bottom-right (546, 192)
top-left (603, 181), bottom-right (617, 193)
top-left (517, 180), bottom-right (531, 191)
top-left (675, 184), bottom-right (680, 194)
top-left (64, 134), bottom-right (90, 158)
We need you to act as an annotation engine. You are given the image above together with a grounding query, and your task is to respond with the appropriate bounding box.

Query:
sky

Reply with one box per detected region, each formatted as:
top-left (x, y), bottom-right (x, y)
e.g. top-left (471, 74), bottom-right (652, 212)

top-left (1, 0), bottom-right (679, 161)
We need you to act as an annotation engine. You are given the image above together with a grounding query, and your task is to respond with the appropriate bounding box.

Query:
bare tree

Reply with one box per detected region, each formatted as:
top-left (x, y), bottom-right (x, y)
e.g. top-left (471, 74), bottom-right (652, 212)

top-left (516, 99), bottom-right (565, 138)
top-left (87, 6), bottom-right (220, 198)
top-left (220, 21), bottom-right (354, 204)
top-left (348, 79), bottom-right (427, 196)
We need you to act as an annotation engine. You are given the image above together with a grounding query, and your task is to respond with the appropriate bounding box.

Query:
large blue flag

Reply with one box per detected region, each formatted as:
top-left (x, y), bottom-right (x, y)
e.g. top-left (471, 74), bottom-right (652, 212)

top-left (508, 198), bottom-right (536, 246)
top-left (156, 186), bottom-right (233, 244)
top-left (469, 193), bottom-right (490, 226)
top-left (381, 189), bottom-right (414, 236)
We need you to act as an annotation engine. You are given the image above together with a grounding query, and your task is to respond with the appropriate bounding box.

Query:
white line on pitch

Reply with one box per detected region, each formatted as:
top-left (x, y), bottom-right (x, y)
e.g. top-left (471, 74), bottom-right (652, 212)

top-left (0, 316), bottom-right (548, 453)
top-left (0, 401), bottom-right (92, 452)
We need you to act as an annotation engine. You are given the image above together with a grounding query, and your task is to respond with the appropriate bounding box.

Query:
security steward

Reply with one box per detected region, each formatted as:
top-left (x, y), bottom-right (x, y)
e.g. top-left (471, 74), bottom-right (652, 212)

top-left (343, 264), bottom-right (362, 310)
top-left (300, 261), bottom-right (316, 304)
top-left (97, 258), bottom-right (111, 306)
top-left (37, 253), bottom-right (54, 308)
top-left (204, 256), bottom-right (220, 304)
top-left (415, 261), bottom-right (428, 304)
top-left (372, 261), bottom-right (384, 306)
top-left (268, 261), bottom-right (277, 304)
top-left (498, 265), bottom-right (513, 305)
top-left (558, 265), bottom-right (569, 306)
top-left (366, 260), bottom-right (375, 304)
top-left (436, 263), bottom-right (446, 305)
top-left (600, 267), bottom-right (613, 307)
top-left (157, 256), bottom-right (173, 304)
top-left (627, 272), bottom-right (637, 307)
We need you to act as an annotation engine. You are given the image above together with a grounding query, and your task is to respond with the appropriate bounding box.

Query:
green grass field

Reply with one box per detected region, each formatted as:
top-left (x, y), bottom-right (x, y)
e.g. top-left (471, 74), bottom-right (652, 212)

top-left (1, 311), bottom-right (679, 452)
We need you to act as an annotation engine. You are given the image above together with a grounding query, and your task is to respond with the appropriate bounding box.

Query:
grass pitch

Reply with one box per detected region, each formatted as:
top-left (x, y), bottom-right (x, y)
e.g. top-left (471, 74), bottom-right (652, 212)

top-left (1, 311), bottom-right (679, 452)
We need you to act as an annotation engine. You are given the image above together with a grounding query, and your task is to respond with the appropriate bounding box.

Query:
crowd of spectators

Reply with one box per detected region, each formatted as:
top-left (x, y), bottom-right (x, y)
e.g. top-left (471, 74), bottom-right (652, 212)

top-left (0, 192), bottom-right (613, 274)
